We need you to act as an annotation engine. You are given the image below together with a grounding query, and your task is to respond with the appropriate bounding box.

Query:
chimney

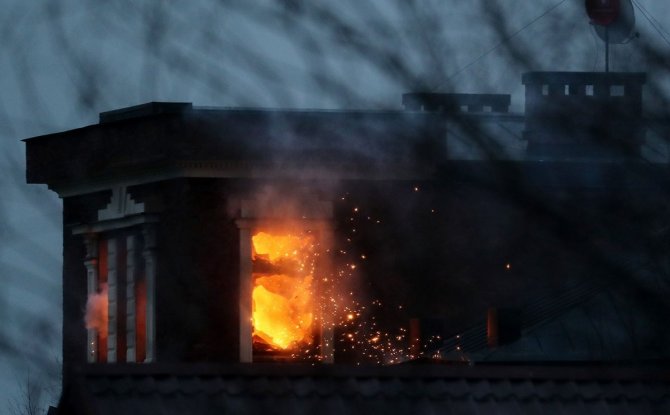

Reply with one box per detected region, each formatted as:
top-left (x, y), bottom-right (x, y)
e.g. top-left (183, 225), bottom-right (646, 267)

top-left (487, 307), bottom-right (521, 348)
top-left (522, 71), bottom-right (646, 160)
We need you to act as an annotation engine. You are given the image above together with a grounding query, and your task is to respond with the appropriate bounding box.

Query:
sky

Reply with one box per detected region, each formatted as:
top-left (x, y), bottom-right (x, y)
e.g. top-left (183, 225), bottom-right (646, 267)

top-left (1, 0), bottom-right (669, 410)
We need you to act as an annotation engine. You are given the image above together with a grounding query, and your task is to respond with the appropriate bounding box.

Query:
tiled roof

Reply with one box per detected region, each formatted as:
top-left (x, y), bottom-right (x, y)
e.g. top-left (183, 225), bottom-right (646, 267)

top-left (59, 363), bottom-right (670, 415)
top-left (437, 281), bottom-right (670, 363)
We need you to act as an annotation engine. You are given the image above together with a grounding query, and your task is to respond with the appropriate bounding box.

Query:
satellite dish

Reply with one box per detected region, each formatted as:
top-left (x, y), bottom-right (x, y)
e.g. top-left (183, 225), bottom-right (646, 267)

top-left (594, 0), bottom-right (636, 44)
top-left (585, 0), bottom-right (621, 26)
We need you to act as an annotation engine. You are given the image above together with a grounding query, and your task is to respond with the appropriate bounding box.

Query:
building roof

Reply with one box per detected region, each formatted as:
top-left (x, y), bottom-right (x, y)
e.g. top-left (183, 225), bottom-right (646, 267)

top-left (24, 97), bottom-right (670, 197)
top-left (24, 103), bottom-right (447, 194)
top-left (58, 363), bottom-right (670, 415)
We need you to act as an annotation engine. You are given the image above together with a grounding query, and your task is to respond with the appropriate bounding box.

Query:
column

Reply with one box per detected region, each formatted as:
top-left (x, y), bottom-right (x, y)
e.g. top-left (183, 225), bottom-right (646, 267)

top-left (83, 234), bottom-right (99, 363)
top-left (318, 224), bottom-right (335, 363)
top-left (107, 238), bottom-right (118, 362)
top-left (125, 234), bottom-right (138, 362)
top-left (142, 224), bottom-right (157, 362)
top-left (238, 225), bottom-right (253, 363)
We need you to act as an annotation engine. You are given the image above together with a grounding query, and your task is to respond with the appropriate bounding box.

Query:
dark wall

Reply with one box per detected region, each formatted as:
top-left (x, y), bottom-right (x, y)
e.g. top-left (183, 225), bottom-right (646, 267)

top-left (331, 163), bottom-right (670, 352)
top-left (146, 179), bottom-right (241, 362)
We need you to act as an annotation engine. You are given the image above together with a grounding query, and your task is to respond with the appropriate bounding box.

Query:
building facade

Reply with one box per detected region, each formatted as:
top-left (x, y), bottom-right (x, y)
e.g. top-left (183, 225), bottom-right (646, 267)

top-left (25, 72), bottom-right (670, 414)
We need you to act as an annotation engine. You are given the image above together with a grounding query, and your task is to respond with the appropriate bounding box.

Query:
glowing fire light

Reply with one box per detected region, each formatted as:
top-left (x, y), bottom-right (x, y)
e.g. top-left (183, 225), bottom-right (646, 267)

top-left (85, 284), bottom-right (108, 338)
top-left (252, 231), bottom-right (315, 350)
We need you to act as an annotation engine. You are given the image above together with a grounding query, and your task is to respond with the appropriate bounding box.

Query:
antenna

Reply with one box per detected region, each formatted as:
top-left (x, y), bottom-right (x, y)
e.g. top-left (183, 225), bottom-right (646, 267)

top-left (585, 0), bottom-right (635, 72)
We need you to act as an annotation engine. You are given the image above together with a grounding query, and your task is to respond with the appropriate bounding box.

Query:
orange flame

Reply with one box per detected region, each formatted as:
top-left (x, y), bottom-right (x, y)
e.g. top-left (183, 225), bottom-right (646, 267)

top-left (252, 231), bottom-right (315, 350)
top-left (85, 284), bottom-right (108, 339)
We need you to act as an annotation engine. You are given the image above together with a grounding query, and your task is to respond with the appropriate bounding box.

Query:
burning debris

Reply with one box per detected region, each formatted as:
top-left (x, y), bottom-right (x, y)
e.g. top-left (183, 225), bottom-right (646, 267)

top-left (252, 231), bottom-right (316, 351)
top-left (248, 204), bottom-right (419, 363)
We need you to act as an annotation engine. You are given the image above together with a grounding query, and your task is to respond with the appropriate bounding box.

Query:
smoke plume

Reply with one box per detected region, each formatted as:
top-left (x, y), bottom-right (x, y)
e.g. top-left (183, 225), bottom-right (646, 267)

top-left (84, 284), bottom-right (108, 338)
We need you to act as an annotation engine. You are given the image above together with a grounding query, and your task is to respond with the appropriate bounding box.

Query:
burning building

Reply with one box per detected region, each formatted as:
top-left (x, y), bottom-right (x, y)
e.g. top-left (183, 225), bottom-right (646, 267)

top-left (25, 72), bottom-right (670, 414)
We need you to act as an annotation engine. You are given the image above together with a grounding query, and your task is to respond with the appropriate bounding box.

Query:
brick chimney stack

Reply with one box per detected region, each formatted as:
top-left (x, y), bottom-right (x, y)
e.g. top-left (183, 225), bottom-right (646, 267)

top-left (523, 71), bottom-right (646, 160)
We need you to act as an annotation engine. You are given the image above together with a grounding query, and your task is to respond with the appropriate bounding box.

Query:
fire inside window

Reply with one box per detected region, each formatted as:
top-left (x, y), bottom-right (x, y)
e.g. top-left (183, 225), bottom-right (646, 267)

top-left (85, 239), bottom-right (108, 362)
top-left (85, 232), bottom-right (147, 363)
top-left (251, 230), bottom-right (319, 358)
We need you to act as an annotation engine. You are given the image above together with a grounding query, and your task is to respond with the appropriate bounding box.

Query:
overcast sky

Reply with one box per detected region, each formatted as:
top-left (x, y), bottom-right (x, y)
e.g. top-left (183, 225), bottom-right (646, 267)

top-left (1, 0), bottom-right (668, 409)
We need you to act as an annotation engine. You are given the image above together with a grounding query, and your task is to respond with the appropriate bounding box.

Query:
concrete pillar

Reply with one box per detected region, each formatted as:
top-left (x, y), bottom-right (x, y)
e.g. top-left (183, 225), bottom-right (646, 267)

top-left (83, 234), bottom-right (99, 363)
top-left (125, 234), bottom-right (138, 362)
top-left (106, 238), bottom-right (118, 362)
top-left (142, 225), bottom-right (157, 362)
top-left (238, 225), bottom-right (253, 363)
top-left (318, 223), bottom-right (335, 363)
